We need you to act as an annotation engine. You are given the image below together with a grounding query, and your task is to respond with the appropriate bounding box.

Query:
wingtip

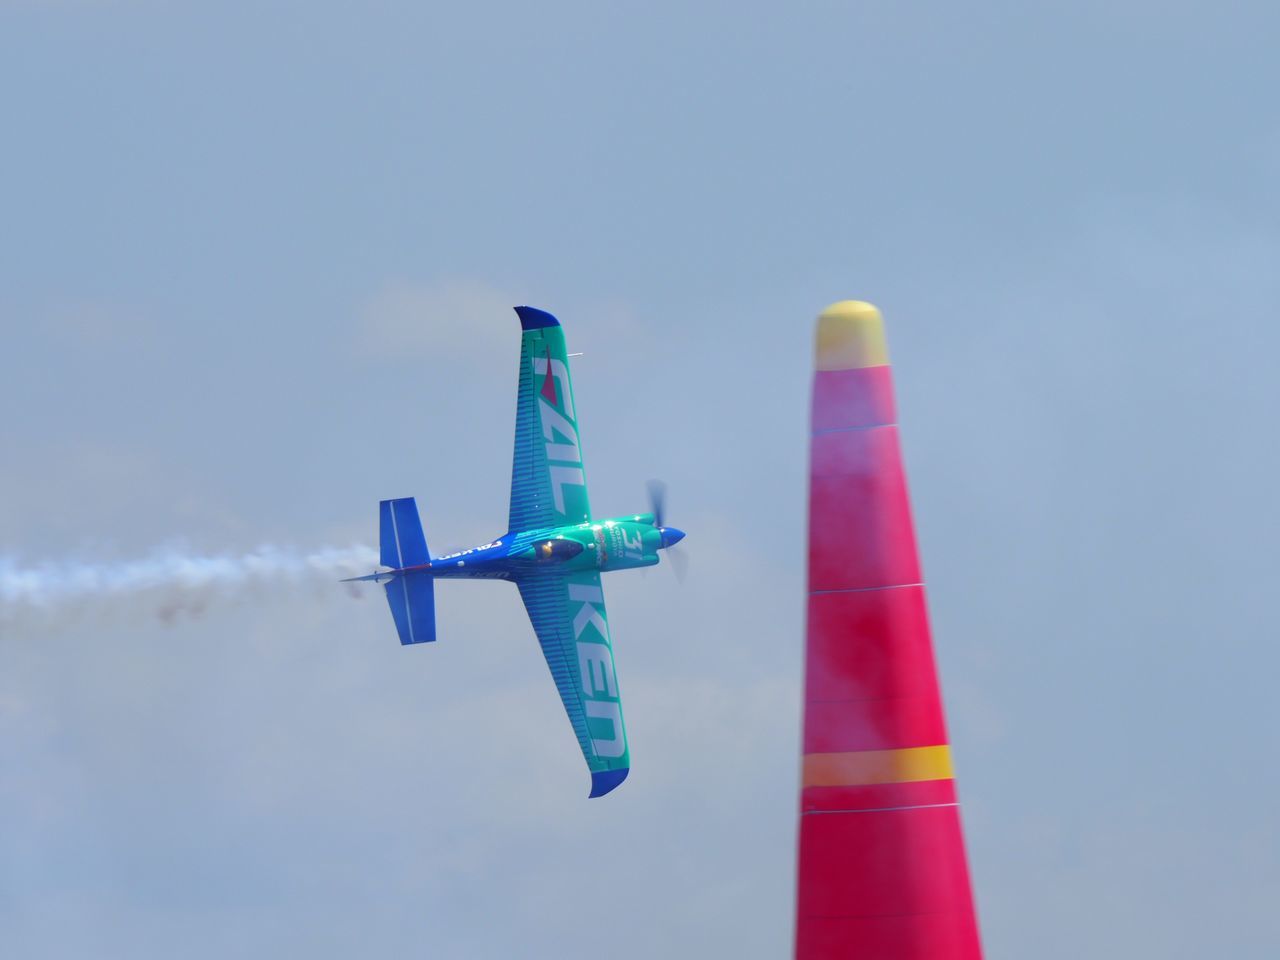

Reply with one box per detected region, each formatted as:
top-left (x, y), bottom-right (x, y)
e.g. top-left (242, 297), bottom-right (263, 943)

top-left (515, 305), bottom-right (560, 330)
top-left (589, 767), bottom-right (629, 798)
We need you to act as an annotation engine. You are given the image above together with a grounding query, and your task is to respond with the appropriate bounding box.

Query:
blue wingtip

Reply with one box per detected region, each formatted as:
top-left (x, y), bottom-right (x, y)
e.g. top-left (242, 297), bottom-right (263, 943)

top-left (515, 305), bottom-right (560, 330)
top-left (589, 767), bottom-right (629, 798)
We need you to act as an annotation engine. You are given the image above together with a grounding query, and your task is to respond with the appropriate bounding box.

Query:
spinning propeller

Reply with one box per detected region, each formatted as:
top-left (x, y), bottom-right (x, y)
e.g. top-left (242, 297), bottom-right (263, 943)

top-left (647, 479), bottom-right (688, 581)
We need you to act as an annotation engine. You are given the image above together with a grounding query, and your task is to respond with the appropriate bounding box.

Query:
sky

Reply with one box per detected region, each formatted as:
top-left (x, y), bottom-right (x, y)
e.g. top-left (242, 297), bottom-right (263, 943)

top-left (2, 2), bottom-right (1279, 957)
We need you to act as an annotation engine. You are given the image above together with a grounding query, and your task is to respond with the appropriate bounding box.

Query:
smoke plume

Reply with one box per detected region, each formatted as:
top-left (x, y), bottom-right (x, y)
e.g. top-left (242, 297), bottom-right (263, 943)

top-left (0, 544), bottom-right (379, 631)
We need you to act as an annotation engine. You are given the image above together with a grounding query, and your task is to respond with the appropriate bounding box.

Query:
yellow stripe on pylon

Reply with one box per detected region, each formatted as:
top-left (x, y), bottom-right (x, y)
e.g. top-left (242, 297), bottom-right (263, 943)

top-left (802, 745), bottom-right (953, 787)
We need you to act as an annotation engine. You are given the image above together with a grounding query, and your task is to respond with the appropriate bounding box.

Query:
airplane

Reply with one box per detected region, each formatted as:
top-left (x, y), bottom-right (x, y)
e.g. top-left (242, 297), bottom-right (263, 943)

top-left (344, 306), bottom-right (686, 798)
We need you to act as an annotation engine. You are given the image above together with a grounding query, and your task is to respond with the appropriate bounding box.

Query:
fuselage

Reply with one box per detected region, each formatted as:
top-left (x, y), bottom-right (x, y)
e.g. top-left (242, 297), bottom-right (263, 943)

top-left (388, 514), bottom-right (685, 582)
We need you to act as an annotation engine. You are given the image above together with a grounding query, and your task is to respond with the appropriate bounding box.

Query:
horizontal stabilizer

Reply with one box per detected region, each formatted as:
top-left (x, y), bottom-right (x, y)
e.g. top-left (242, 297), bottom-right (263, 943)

top-left (380, 498), bottom-right (429, 569)
top-left (339, 570), bottom-right (395, 583)
top-left (385, 572), bottom-right (436, 645)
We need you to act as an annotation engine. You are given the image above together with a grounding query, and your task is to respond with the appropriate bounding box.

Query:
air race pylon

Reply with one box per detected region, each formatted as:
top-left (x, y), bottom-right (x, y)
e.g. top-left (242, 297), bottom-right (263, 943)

top-left (794, 301), bottom-right (983, 959)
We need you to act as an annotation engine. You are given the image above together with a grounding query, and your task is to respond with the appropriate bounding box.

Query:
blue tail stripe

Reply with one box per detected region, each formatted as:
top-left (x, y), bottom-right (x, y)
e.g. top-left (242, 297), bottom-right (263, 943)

top-left (385, 572), bottom-right (436, 645)
top-left (380, 497), bottom-right (429, 569)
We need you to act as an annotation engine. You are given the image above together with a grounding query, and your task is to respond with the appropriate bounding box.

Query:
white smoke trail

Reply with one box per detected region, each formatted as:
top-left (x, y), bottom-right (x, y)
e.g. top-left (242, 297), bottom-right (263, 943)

top-left (0, 544), bottom-right (380, 631)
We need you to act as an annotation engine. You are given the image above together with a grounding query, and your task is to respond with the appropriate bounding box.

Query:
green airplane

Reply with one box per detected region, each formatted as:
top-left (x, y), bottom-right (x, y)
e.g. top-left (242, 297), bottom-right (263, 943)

top-left (345, 306), bottom-right (686, 797)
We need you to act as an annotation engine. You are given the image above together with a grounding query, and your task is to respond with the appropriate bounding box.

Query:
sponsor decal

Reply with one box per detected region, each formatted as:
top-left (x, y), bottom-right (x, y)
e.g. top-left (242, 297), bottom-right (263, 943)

top-left (533, 353), bottom-right (587, 516)
top-left (568, 580), bottom-right (626, 758)
top-left (436, 540), bottom-right (502, 561)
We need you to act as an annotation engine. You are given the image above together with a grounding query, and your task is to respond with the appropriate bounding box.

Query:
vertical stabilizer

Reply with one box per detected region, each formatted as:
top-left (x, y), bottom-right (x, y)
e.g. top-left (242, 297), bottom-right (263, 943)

top-left (385, 573), bottom-right (436, 646)
top-left (378, 498), bottom-right (436, 645)
top-left (380, 498), bottom-right (430, 569)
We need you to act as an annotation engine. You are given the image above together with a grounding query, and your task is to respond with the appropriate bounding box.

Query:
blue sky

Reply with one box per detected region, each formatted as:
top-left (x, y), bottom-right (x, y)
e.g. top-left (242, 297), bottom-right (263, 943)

top-left (2, 3), bottom-right (1279, 957)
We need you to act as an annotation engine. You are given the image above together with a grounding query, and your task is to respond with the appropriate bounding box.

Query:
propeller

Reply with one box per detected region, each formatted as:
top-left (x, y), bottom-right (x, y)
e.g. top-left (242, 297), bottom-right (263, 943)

top-left (647, 479), bottom-right (688, 582)
top-left (665, 539), bottom-right (689, 583)
top-left (647, 479), bottom-right (667, 529)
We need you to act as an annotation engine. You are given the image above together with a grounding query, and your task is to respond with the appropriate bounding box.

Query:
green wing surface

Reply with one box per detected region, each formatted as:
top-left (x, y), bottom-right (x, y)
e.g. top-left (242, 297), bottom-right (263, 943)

top-left (509, 307), bottom-right (628, 797)
top-left (509, 307), bottom-right (591, 533)
top-left (517, 571), bottom-right (630, 797)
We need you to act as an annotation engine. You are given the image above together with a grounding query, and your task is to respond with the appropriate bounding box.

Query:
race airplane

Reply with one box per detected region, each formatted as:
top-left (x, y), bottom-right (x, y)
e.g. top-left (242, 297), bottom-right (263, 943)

top-left (345, 306), bottom-right (685, 798)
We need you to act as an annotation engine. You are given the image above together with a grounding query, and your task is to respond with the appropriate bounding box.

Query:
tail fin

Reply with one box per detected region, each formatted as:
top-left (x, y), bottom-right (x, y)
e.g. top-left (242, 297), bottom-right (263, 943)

top-left (380, 498), bottom-right (430, 569)
top-left (385, 572), bottom-right (436, 645)
top-left (378, 498), bottom-right (436, 645)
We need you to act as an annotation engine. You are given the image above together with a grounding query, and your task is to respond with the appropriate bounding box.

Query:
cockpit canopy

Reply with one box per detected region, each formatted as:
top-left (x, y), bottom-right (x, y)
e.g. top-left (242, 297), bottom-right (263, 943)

top-left (534, 538), bottom-right (585, 563)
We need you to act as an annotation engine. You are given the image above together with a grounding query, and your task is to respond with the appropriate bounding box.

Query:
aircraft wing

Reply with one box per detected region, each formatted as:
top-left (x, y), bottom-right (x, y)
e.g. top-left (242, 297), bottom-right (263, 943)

top-left (517, 569), bottom-right (630, 797)
top-left (509, 307), bottom-right (592, 533)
